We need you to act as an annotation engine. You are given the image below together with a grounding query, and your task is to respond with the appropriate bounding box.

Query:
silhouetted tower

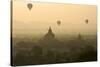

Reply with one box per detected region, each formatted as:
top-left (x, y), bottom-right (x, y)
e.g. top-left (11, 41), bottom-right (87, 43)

top-left (78, 33), bottom-right (82, 40)
top-left (44, 26), bottom-right (55, 39)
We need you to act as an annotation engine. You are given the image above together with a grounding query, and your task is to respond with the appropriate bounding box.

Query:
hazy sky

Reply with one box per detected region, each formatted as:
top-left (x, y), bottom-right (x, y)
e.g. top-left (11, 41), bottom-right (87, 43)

top-left (12, 1), bottom-right (97, 36)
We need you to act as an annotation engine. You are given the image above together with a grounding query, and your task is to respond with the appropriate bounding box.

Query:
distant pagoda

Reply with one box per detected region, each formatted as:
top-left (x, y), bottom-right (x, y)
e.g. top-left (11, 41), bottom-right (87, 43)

top-left (38, 26), bottom-right (57, 43)
top-left (38, 26), bottom-right (64, 52)
top-left (78, 33), bottom-right (82, 39)
top-left (44, 26), bottom-right (55, 39)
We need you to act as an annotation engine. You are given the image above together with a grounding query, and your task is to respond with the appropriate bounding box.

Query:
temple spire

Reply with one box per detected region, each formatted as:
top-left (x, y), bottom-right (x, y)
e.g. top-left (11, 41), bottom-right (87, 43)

top-left (48, 26), bottom-right (52, 33)
top-left (43, 26), bottom-right (55, 39)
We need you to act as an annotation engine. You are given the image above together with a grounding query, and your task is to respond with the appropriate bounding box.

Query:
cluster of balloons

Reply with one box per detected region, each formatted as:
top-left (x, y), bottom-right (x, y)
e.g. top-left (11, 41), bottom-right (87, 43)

top-left (56, 19), bottom-right (89, 26)
top-left (27, 3), bottom-right (89, 25)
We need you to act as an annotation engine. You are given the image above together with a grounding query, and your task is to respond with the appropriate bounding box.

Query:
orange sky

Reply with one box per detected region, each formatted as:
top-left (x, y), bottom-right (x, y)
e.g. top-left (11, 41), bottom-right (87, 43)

top-left (12, 1), bottom-right (97, 36)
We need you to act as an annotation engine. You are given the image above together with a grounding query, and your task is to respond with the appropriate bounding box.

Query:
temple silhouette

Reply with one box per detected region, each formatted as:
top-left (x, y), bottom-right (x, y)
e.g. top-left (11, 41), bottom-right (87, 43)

top-left (44, 26), bottom-right (55, 40)
top-left (39, 26), bottom-right (57, 42)
top-left (38, 26), bottom-right (62, 51)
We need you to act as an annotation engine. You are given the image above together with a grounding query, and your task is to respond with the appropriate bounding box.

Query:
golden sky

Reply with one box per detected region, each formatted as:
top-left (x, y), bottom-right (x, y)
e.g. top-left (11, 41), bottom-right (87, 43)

top-left (12, 1), bottom-right (97, 36)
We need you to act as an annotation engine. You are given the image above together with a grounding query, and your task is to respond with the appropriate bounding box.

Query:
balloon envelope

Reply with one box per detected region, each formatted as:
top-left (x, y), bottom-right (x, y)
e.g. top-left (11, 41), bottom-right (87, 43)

top-left (57, 20), bottom-right (61, 26)
top-left (27, 3), bottom-right (33, 10)
top-left (85, 19), bottom-right (89, 24)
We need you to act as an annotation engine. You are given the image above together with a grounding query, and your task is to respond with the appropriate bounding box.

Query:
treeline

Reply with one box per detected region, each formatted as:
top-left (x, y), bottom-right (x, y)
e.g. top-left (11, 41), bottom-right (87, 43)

top-left (12, 40), bottom-right (97, 66)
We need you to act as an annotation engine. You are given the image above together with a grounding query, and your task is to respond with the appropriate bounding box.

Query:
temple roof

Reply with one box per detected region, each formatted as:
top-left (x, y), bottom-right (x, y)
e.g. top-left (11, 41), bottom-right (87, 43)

top-left (44, 27), bottom-right (55, 39)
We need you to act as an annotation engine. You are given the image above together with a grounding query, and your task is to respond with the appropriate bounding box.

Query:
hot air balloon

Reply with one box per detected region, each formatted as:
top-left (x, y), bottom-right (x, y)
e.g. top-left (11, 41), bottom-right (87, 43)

top-left (57, 20), bottom-right (61, 26)
top-left (27, 3), bottom-right (33, 10)
top-left (85, 19), bottom-right (89, 24)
